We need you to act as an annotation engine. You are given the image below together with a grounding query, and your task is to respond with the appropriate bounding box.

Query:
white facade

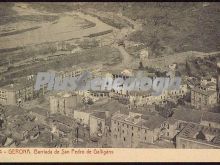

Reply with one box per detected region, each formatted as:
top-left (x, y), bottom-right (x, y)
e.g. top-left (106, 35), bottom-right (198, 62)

top-left (74, 110), bottom-right (91, 125)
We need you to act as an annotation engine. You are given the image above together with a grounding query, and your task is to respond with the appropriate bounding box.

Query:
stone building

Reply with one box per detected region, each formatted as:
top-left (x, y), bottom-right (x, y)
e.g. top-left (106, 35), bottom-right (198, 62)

top-left (201, 112), bottom-right (220, 129)
top-left (191, 85), bottom-right (218, 110)
top-left (111, 111), bottom-right (166, 148)
top-left (73, 109), bottom-right (92, 125)
top-left (163, 108), bottom-right (203, 142)
top-left (48, 66), bottom-right (83, 82)
top-left (29, 107), bottom-right (49, 125)
top-left (89, 111), bottom-right (107, 137)
top-left (163, 108), bottom-right (220, 144)
top-left (176, 123), bottom-right (220, 149)
top-left (0, 84), bottom-right (17, 106)
top-left (0, 78), bottom-right (36, 106)
top-left (89, 111), bottom-right (112, 147)
top-left (49, 92), bottom-right (80, 116)
top-left (110, 83), bottom-right (187, 107)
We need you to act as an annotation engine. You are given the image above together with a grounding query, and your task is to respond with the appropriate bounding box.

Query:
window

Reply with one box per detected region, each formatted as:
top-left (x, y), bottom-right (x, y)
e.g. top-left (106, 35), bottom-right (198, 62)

top-left (122, 130), bottom-right (124, 133)
top-left (114, 121), bottom-right (116, 124)
top-left (124, 137), bottom-right (126, 141)
top-left (209, 123), bottom-right (211, 127)
top-left (145, 137), bottom-right (146, 140)
top-left (145, 130), bottom-right (147, 133)
top-left (132, 127), bottom-right (133, 130)
top-left (138, 128), bottom-right (140, 131)
top-left (118, 128), bottom-right (119, 132)
top-left (132, 133), bottom-right (134, 137)
top-left (167, 132), bottom-right (169, 136)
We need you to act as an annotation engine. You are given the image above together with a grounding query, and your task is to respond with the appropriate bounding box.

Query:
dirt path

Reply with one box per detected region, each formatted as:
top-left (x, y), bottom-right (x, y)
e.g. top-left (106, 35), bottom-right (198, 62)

top-left (6, 4), bottom-right (140, 71)
top-left (72, 9), bottom-right (141, 70)
top-left (70, 11), bottom-right (114, 32)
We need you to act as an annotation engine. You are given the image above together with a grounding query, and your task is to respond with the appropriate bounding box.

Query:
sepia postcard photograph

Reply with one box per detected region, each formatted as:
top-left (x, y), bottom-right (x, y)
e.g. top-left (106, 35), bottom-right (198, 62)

top-left (0, 1), bottom-right (220, 163)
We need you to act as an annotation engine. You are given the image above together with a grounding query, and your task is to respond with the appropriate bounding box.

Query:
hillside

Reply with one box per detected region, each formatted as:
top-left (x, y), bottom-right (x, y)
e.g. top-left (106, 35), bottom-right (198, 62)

top-left (29, 2), bottom-right (220, 56)
top-left (82, 2), bottom-right (220, 55)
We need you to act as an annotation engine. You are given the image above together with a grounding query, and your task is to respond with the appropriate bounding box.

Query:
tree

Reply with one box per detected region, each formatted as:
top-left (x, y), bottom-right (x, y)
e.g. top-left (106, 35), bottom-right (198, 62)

top-left (82, 97), bottom-right (94, 105)
top-left (87, 98), bottom-right (94, 105)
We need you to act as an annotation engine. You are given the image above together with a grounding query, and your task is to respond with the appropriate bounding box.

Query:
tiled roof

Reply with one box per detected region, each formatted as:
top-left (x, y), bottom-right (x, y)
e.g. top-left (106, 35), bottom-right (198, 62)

top-left (112, 112), bottom-right (166, 130)
top-left (206, 82), bottom-right (216, 87)
top-left (20, 131), bottom-right (53, 147)
top-left (1, 79), bottom-right (35, 91)
top-left (56, 123), bottom-right (72, 133)
top-left (11, 130), bottom-right (24, 141)
top-left (49, 113), bottom-right (74, 126)
top-left (202, 112), bottom-right (220, 124)
top-left (191, 87), bottom-right (216, 96)
top-left (29, 130), bottom-right (39, 137)
top-left (172, 108), bottom-right (202, 124)
top-left (16, 122), bottom-right (37, 132)
top-left (4, 106), bottom-right (26, 117)
top-left (90, 90), bottom-right (110, 94)
top-left (143, 115), bottom-right (166, 130)
top-left (111, 113), bottom-right (127, 121)
top-left (212, 135), bottom-right (220, 144)
top-left (35, 131), bottom-right (53, 144)
top-left (91, 111), bottom-right (106, 120)
top-left (88, 100), bottom-right (126, 113)
top-left (128, 90), bottom-right (152, 96)
top-left (166, 117), bottom-right (176, 125)
top-left (178, 123), bottom-right (220, 146)
top-left (3, 137), bottom-right (14, 147)
top-left (30, 107), bottom-right (48, 117)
